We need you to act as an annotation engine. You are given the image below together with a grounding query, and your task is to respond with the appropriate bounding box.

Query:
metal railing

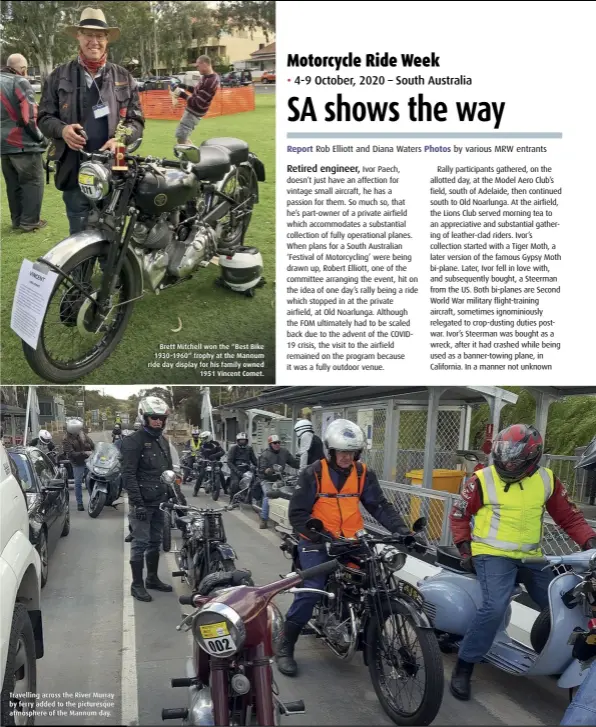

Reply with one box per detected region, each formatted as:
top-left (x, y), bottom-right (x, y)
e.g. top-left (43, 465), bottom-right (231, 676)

top-left (363, 481), bottom-right (596, 557)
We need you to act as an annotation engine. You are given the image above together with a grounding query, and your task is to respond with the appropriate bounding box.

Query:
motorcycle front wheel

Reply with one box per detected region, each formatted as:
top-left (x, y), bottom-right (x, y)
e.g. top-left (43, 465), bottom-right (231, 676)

top-left (88, 490), bottom-right (107, 518)
top-left (211, 478), bottom-right (220, 501)
top-left (162, 511), bottom-right (172, 552)
top-left (22, 242), bottom-right (137, 383)
top-left (365, 603), bottom-right (444, 726)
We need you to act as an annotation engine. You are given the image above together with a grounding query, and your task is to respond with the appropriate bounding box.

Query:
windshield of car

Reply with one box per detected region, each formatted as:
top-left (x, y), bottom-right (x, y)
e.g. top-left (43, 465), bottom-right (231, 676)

top-left (8, 452), bottom-right (36, 492)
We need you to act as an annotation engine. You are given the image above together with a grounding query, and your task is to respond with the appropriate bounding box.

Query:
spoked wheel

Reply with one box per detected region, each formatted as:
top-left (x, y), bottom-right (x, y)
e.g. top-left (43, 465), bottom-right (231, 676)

top-left (211, 478), bottom-right (221, 501)
top-left (365, 604), bottom-right (444, 726)
top-left (22, 242), bottom-right (137, 383)
top-left (216, 166), bottom-right (257, 247)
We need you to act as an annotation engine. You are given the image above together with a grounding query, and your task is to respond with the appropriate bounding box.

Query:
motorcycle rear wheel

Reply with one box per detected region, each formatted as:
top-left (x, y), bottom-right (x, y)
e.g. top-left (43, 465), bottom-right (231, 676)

top-left (365, 603), bottom-right (444, 726)
top-left (22, 242), bottom-right (137, 383)
top-left (217, 166), bottom-right (257, 247)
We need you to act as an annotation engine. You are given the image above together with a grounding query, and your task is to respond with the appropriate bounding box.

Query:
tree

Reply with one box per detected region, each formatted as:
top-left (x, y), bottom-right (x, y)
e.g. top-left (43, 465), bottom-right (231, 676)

top-left (216, 1), bottom-right (275, 42)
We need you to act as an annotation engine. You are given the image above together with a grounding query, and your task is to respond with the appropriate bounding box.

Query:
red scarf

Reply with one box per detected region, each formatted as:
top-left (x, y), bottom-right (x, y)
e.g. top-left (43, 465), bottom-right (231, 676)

top-left (78, 51), bottom-right (107, 75)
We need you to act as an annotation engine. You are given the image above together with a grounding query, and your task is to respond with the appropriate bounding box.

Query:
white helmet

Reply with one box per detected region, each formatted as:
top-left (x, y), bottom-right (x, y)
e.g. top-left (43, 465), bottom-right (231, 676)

top-left (294, 419), bottom-right (314, 437)
top-left (268, 434), bottom-right (281, 446)
top-left (200, 430), bottom-right (212, 442)
top-left (192, 428), bottom-right (200, 437)
top-left (236, 432), bottom-right (248, 445)
top-left (38, 429), bottom-right (53, 445)
top-left (324, 419), bottom-right (365, 459)
top-left (138, 396), bottom-right (169, 425)
top-left (66, 418), bottom-right (84, 434)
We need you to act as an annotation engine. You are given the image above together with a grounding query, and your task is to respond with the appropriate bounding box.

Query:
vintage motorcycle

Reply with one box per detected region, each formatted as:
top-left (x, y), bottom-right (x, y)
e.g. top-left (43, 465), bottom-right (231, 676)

top-left (86, 441), bottom-right (123, 518)
top-left (162, 559), bottom-right (340, 726)
top-left (279, 518), bottom-right (444, 726)
top-left (195, 459), bottom-right (225, 499)
top-left (163, 497), bottom-right (245, 591)
top-left (20, 136), bottom-right (266, 383)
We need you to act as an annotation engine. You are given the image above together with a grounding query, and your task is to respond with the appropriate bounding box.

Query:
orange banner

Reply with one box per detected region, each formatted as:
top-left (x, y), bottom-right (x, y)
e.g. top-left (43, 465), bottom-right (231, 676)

top-left (138, 86), bottom-right (256, 121)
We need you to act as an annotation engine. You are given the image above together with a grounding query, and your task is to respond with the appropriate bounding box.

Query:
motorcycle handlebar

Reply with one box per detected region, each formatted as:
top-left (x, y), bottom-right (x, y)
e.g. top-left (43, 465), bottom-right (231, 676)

top-left (296, 559), bottom-right (339, 583)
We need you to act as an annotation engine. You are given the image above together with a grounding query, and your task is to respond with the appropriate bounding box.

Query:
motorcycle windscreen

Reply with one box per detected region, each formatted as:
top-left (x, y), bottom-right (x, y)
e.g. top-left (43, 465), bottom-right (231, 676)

top-left (576, 437), bottom-right (596, 470)
top-left (89, 442), bottom-right (121, 474)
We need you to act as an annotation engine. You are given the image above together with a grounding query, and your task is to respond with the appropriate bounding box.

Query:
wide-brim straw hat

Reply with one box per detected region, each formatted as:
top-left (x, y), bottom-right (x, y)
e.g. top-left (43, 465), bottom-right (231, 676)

top-left (64, 8), bottom-right (121, 42)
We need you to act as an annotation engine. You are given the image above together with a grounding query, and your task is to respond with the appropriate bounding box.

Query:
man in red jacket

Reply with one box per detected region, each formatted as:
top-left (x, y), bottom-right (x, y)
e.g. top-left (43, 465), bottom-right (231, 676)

top-left (449, 423), bottom-right (596, 702)
top-left (173, 55), bottom-right (220, 145)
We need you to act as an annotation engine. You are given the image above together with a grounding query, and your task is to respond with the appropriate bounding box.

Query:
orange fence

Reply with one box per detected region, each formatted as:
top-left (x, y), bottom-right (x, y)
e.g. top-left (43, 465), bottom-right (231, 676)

top-left (138, 86), bottom-right (256, 121)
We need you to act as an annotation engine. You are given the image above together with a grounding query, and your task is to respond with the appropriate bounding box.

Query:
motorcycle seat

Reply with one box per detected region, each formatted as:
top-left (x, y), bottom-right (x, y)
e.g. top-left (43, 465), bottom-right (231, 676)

top-left (191, 145), bottom-right (232, 183)
top-left (201, 137), bottom-right (249, 166)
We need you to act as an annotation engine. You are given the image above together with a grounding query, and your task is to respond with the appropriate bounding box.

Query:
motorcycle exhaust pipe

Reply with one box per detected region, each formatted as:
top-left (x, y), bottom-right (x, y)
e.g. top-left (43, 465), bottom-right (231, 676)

top-left (203, 200), bottom-right (231, 225)
top-left (306, 606), bottom-right (359, 663)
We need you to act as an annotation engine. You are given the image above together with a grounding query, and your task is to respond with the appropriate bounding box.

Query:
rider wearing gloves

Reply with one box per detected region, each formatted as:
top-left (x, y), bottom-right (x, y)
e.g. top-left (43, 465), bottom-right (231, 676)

top-left (30, 429), bottom-right (56, 453)
top-left (276, 419), bottom-right (413, 677)
top-left (121, 396), bottom-right (174, 602)
top-left (226, 432), bottom-right (257, 498)
top-left (449, 423), bottom-right (596, 702)
top-left (62, 418), bottom-right (95, 511)
top-left (294, 419), bottom-right (325, 471)
top-left (193, 431), bottom-right (225, 496)
top-left (258, 435), bottom-right (300, 530)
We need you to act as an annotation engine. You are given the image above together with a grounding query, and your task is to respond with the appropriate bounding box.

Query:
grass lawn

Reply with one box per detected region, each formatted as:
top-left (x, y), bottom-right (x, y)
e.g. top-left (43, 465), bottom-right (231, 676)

top-left (1, 94), bottom-right (275, 385)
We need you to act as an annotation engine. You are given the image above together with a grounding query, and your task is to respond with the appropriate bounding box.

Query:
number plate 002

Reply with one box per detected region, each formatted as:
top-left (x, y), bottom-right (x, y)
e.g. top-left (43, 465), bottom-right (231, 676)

top-left (199, 621), bottom-right (237, 655)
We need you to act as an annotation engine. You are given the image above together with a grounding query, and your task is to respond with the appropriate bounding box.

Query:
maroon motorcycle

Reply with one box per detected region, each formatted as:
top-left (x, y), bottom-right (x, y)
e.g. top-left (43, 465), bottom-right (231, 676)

top-left (161, 545), bottom-right (340, 726)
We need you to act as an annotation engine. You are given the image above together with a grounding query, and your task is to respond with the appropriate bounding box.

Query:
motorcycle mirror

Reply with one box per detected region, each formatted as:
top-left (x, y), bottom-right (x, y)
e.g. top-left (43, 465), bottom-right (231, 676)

top-left (44, 478), bottom-right (66, 491)
top-left (173, 144), bottom-right (200, 164)
top-left (412, 517), bottom-right (427, 532)
top-left (306, 517), bottom-right (324, 533)
top-left (126, 138), bottom-right (142, 153)
top-left (161, 470), bottom-right (176, 485)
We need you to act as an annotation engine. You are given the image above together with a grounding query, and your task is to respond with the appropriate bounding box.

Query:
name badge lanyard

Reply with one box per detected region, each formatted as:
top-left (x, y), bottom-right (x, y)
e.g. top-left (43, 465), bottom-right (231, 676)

top-left (91, 73), bottom-right (109, 119)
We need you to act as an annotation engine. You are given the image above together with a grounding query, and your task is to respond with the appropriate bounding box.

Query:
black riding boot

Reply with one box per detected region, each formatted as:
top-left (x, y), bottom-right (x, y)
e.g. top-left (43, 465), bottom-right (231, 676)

top-left (450, 659), bottom-right (474, 700)
top-left (276, 620), bottom-right (302, 677)
top-left (145, 552), bottom-right (173, 592)
top-left (130, 561), bottom-right (152, 602)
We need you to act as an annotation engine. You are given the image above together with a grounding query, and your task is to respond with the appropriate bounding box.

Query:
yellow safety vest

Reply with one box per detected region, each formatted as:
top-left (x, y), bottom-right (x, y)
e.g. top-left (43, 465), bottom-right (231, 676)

top-left (471, 465), bottom-right (554, 559)
top-left (190, 439), bottom-right (201, 454)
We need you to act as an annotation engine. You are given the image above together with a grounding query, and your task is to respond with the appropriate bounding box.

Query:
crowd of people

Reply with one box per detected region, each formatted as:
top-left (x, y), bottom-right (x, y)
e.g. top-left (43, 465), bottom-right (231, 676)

top-left (1, 7), bottom-right (220, 234)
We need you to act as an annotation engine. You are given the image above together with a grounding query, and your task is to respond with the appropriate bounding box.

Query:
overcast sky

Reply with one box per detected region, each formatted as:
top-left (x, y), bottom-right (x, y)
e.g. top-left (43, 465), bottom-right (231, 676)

top-left (85, 386), bottom-right (147, 400)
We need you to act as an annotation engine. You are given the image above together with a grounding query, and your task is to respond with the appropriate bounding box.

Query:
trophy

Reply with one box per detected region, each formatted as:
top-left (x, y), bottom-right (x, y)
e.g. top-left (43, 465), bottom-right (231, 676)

top-left (112, 117), bottom-right (134, 172)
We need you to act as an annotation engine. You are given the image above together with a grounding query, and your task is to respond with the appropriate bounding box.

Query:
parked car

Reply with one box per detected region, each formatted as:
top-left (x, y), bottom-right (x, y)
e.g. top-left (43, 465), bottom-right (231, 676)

top-left (220, 70), bottom-right (253, 87)
top-left (29, 78), bottom-right (42, 93)
top-left (0, 442), bottom-right (44, 726)
top-left (261, 70), bottom-right (276, 83)
top-left (8, 446), bottom-right (70, 589)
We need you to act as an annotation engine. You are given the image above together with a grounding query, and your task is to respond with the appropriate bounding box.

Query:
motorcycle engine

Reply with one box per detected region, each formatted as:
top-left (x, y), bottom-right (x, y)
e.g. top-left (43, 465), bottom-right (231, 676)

top-left (132, 215), bottom-right (176, 290)
top-left (165, 223), bottom-right (216, 279)
top-left (315, 580), bottom-right (352, 648)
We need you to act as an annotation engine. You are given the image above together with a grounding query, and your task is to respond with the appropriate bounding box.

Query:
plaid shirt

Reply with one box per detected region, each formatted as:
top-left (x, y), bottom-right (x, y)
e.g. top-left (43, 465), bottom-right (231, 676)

top-left (0, 67), bottom-right (45, 154)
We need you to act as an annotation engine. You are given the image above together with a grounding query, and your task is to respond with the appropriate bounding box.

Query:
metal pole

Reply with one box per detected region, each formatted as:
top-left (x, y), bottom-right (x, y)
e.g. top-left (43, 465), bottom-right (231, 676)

top-left (422, 388), bottom-right (446, 490)
top-left (23, 386), bottom-right (32, 446)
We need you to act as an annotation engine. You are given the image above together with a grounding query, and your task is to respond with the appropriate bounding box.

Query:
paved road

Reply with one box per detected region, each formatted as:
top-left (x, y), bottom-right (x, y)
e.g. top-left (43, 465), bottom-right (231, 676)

top-left (34, 432), bottom-right (570, 726)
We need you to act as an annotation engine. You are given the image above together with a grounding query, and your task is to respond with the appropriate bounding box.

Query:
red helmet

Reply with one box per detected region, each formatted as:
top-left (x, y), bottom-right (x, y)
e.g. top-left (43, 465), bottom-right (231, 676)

top-left (492, 424), bottom-right (543, 482)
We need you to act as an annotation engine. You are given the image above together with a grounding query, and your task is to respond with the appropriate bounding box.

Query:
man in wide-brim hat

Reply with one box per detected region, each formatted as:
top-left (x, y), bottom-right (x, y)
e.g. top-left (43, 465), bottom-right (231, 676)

top-left (38, 7), bottom-right (144, 235)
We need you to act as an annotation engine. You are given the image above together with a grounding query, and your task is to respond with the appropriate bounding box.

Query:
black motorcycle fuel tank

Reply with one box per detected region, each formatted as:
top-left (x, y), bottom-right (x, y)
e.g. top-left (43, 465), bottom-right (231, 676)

top-left (134, 168), bottom-right (199, 215)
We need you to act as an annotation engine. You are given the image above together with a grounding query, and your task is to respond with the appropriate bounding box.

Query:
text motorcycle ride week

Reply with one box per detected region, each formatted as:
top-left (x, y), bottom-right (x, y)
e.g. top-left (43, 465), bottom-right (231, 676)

top-left (287, 53), bottom-right (442, 69)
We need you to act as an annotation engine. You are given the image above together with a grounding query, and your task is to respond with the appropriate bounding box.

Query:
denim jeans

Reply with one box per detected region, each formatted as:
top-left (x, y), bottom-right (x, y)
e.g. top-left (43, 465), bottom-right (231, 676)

top-left (175, 110), bottom-right (200, 144)
top-left (560, 659), bottom-right (596, 725)
top-left (63, 187), bottom-right (92, 235)
top-left (285, 541), bottom-right (331, 627)
top-left (261, 482), bottom-right (275, 520)
top-left (459, 554), bottom-right (554, 663)
top-left (72, 464), bottom-right (87, 505)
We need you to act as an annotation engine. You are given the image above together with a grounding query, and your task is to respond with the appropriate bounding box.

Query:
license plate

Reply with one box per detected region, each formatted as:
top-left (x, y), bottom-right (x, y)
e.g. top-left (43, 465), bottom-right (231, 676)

top-left (78, 173), bottom-right (95, 186)
top-left (398, 581), bottom-right (425, 607)
top-left (199, 622), bottom-right (236, 654)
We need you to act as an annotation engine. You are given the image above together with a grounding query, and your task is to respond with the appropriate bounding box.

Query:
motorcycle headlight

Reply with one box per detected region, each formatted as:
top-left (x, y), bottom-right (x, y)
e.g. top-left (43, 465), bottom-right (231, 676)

top-left (378, 545), bottom-right (407, 572)
top-left (78, 161), bottom-right (111, 200)
top-left (193, 603), bottom-right (246, 657)
top-left (191, 518), bottom-right (205, 538)
top-left (268, 603), bottom-right (283, 652)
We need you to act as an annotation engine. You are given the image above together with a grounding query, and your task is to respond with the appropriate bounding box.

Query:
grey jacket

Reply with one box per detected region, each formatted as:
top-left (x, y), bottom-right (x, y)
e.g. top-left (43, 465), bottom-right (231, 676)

top-left (258, 447), bottom-right (300, 482)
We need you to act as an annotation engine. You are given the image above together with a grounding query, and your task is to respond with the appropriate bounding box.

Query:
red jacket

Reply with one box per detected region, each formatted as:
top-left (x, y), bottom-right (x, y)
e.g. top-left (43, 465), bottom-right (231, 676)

top-left (450, 471), bottom-right (596, 549)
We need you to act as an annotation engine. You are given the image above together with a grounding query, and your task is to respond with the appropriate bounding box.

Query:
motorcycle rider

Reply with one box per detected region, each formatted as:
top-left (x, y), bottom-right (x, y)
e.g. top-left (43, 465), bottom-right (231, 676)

top-left (121, 396), bottom-right (174, 602)
top-left (192, 431), bottom-right (225, 497)
top-left (226, 432), bottom-right (257, 498)
top-left (294, 419), bottom-right (325, 471)
top-left (30, 429), bottom-right (56, 453)
top-left (258, 434), bottom-right (300, 530)
top-left (449, 423), bottom-right (596, 702)
top-left (183, 427), bottom-right (202, 483)
top-left (62, 418), bottom-right (95, 511)
top-left (275, 419), bottom-right (414, 677)
top-left (112, 422), bottom-right (123, 444)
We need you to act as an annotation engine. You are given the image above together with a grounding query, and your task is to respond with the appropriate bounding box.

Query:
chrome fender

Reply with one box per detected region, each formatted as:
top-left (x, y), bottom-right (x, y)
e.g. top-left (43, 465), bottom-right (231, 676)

top-left (39, 229), bottom-right (144, 290)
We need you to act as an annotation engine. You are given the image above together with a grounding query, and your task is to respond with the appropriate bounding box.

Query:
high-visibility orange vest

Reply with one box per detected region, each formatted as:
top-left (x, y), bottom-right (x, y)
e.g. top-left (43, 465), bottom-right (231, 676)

top-left (310, 459), bottom-right (367, 539)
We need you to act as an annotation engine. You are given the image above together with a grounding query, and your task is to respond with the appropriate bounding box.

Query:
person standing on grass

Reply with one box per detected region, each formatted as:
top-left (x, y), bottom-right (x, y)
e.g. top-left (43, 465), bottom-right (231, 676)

top-left (37, 7), bottom-right (144, 235)
top-left (172, 55), bottom-right (220, 145)
top-left (1, 53), bottom-right (48, 232)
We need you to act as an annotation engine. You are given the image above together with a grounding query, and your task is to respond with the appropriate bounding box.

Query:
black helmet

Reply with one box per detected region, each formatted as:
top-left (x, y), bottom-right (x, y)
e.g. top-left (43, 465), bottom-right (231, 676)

top-left (492, 424), bottom-right (543, 483)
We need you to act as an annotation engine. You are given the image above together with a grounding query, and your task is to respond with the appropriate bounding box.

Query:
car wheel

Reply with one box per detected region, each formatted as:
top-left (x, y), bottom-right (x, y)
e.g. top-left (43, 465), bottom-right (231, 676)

top-left (61, 504), bottom-right (70, 537)
top-left (37, 530), bottom-right (49, 588)
top-left (0, 604), bottom-right (37, 726)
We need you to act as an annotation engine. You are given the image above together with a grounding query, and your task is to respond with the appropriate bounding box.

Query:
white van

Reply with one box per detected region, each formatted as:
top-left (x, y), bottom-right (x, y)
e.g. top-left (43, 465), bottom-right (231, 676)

top-left (0, 442), bottom-right (44, 725)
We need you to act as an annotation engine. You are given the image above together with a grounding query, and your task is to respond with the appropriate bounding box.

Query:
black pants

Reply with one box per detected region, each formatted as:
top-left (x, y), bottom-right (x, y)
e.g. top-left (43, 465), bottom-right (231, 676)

top-left (129, 505), bottom-right (163, 561)
top-left (1, 153), bottom-right (44, 228)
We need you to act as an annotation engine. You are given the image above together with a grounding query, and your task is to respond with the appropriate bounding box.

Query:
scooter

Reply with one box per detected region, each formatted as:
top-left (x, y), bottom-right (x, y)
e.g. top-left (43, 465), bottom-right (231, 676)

top-left (86, 442), bottom-right (123, 518)
top-left (416, 546), bottom-right (596, 691)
